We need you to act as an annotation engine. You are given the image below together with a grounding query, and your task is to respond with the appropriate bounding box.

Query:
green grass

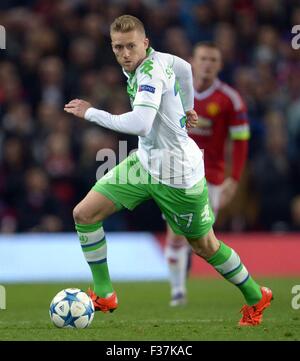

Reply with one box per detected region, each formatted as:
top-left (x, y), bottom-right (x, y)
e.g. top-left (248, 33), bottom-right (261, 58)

top-left (0, 278), bottom-right (299, 341)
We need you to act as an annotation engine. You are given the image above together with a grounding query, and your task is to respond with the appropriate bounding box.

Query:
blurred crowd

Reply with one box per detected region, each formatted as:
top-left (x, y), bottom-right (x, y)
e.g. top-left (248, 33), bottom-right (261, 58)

top-left (0, 0), bottom-right (300, 233)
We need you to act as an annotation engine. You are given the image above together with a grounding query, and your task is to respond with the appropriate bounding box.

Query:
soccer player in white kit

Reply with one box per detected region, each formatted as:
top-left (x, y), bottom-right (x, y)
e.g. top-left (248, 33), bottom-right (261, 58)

top-left (64, 15), bottom-right (272, 326)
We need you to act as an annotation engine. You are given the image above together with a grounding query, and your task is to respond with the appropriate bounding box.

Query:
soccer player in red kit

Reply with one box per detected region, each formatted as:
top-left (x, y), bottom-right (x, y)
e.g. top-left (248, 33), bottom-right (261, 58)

top-left (165, 42), bottom-right (250, 306)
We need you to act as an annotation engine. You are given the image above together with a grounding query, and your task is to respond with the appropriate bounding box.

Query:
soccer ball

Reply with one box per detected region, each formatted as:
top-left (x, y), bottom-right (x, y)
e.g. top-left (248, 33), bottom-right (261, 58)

top-left (49, 288), bottom-right (95, 329)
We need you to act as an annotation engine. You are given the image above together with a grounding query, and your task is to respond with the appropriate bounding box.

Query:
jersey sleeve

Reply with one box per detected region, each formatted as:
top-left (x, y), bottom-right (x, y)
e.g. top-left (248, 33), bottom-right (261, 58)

top-left (225, 88), bottom-right (249, 181)
top-left (228, 91), bottom-right (250, 141)
top-left (172, 55), bottom-right (194, 112)
top-left (231, 139), bottom-right (248, 181)
top-left (133, 62), bottom-right (164, 111)
top-left (85, 106), bottom-right (157, 136)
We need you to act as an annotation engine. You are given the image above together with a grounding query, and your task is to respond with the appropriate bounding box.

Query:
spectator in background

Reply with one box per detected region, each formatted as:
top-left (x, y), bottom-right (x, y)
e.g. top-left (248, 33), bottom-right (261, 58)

top-left (66, 37), bottom-right (97, 100)
top-left (0, 62), bottom-right (25, 111)
top-left (43, 132), bottom-right (75, 217)
top-left (214, 22), bottom-right (238, 84)
top-left (182, 2), bottom-right (214, 44)
top-left (0, 137), bottom-right (31, 208)
top-left (251, 111), bottom-right (293, 231)
top-left (162, 27), bottom-right (192, 61)
top-left (233, 67), bottom-right (263, 160)
top-left (38, 56), bottom-right (65, 107)
top-left (291, 196), bottom-right (300, 232)
top-left (2, 102), bottom-right (35, 140)
top-left (17, 167), bottom-right (63, 232)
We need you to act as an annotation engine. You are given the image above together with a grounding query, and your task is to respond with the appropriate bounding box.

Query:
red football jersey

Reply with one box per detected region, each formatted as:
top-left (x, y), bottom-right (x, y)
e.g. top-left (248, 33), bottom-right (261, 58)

top-left (189, 79), bottom-right (249, 185)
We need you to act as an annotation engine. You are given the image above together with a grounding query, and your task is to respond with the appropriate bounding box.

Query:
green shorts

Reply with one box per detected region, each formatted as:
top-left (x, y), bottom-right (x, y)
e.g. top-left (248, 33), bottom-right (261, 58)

top-left (93, 152), bottom-right (215, 238)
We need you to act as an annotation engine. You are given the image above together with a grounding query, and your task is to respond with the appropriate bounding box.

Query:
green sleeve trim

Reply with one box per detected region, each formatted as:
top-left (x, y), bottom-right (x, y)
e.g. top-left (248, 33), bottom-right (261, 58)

top-left (230, 131), bottom-right (250, 140)
top-left (133, 103), bottom-right (159, 111)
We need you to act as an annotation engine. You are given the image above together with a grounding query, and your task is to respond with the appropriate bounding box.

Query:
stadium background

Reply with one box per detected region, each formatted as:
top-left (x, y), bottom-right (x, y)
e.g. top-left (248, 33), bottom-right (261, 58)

top-left (0, 1), bottom-right (300, 292)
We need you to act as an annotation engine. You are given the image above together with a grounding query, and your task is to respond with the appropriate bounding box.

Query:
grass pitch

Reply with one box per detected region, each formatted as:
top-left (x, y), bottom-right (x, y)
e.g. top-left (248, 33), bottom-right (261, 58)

top-left (0, 278), bottom-right (299, 341)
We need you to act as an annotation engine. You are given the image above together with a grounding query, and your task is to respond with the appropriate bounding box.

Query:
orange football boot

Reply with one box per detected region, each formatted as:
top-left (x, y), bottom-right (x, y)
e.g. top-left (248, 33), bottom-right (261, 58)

top-left (87, 288), bottom-right (118, 313)
top-left (239, 286), bottom-right (273, 326)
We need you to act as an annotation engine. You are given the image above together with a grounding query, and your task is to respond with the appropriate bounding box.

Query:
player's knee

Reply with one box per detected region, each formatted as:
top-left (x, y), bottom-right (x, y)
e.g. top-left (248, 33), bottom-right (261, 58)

top-left (73, 204), bottom-right (90, 224)
top-left (189, 241), bottom-right (216, 259)
top-left (187, 230), bottom-right (220, 259)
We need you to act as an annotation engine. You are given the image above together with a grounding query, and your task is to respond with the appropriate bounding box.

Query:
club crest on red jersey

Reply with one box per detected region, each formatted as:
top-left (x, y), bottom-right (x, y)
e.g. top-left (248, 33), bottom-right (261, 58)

top-left (206, 102), bottom-right (220, 116)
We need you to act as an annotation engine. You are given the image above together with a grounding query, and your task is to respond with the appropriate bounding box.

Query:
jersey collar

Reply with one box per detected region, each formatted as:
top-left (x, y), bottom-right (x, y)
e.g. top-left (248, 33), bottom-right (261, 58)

top-left (194, 79), bottom-right (221, 100)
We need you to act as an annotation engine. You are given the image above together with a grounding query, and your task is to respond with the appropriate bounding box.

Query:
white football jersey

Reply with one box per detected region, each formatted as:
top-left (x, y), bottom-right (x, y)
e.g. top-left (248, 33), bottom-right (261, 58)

top-left (124, 48), bottom-right (204, 188)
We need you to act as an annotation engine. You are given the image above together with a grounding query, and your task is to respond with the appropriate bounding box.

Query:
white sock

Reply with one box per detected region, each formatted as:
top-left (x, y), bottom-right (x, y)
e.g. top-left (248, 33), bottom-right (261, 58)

top-left (165, 243), bottom-right (189, 297)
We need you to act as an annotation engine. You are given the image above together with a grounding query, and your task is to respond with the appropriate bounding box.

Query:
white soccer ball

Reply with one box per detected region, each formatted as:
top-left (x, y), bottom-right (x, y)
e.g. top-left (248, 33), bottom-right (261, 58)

top-left (49, 288), bottom-right (95, 329)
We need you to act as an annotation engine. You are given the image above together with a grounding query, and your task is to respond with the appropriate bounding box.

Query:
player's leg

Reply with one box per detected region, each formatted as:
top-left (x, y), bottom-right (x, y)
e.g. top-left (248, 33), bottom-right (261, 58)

top-left (164, 224), bottom-right (189, 306)
top-left (73, 189), bottom-right (118, 306)
top-left (187, 229), bottom-right (273, 326)
top-left (188, 183), bottom-right (261, 305)
top-left (153, 178), bottom-right (272, 325)
top-left (184, 180), bottom-right (272, 325)
top-left (74, 152), bottom-right (151, 313)
top-left (187, 228), bottom-right (263, 304)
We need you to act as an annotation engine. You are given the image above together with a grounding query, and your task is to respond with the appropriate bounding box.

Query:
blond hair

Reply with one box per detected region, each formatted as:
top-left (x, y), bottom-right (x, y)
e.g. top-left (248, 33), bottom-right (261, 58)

top-left (110, 15), bottom-right (145, 36)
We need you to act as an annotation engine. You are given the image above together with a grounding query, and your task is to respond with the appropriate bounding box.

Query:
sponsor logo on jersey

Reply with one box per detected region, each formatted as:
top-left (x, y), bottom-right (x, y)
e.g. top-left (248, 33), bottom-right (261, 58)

top-left (206, 102), bottom-right (220, 116)
top-left (138, 84), bottom-right (156, 93)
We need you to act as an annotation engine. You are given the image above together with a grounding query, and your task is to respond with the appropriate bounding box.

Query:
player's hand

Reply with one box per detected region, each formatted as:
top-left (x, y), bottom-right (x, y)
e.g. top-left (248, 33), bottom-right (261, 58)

top-left (219, 177), bottom-right (238, 209)
top-left (64, 99), bottom-right (91, 118)
top-left (186, 109), bottom-right (198, 128)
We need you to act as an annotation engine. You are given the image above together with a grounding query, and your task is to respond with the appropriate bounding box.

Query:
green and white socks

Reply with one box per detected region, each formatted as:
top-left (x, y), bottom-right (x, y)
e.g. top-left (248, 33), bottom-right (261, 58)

top-left (75, 222), bottom-right (114, 298)
top-left (207, 241), bottom-right (262, 305)
top-left (75, 222), bottom-right (261, 306)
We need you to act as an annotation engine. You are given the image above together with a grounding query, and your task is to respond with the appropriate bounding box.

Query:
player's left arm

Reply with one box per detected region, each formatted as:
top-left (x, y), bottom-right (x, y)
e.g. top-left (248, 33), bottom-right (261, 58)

top-left (172, 55), bottom-right (194, 112)
top-left (171, 55), bottom-right (198, 125)
top-left (220, 95), bottom-right (250, 208)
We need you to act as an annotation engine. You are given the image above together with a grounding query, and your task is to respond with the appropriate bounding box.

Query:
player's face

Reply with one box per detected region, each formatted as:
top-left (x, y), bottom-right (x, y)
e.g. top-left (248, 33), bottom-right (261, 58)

top-left (192, 47), bottom-right (222, 81)
top-left (111, 30), bottom-right (149, 72)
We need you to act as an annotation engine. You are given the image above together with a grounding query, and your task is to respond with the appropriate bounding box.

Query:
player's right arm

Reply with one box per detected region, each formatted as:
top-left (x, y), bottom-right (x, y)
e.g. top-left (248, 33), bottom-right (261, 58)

top-left (64, 60), bottom-right (167, 136)
top-left (64, 99), bottom-right (157, 137)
